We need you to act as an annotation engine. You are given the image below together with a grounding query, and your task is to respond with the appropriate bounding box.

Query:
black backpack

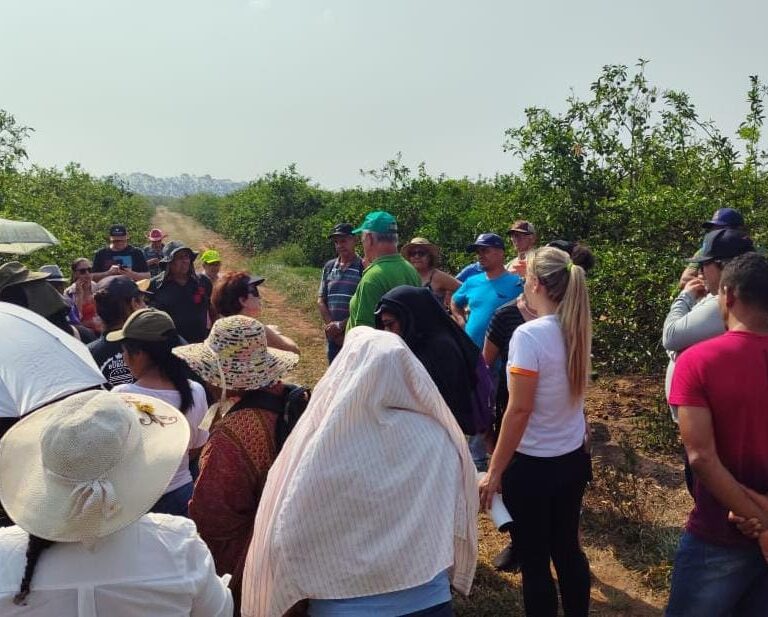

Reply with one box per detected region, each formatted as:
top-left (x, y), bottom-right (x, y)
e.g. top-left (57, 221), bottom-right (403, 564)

top-left (228, 384), bottom-right (311, 454)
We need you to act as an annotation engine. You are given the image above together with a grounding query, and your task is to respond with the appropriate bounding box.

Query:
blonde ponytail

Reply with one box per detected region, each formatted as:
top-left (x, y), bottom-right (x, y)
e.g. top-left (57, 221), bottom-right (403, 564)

top-left (527, 247), bottom-right (592, 400)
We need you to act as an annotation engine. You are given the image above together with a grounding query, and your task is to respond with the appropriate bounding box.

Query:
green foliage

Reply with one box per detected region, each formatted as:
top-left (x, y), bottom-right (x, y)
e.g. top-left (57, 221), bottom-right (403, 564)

top-left (0, 109), bottom-right (33, 173)
top-left (171, 63), bottom-right (768, 374)
top-left (0, 163), bottom-right (152, 271)
top-left (636, 395), bottom-right (681, 454)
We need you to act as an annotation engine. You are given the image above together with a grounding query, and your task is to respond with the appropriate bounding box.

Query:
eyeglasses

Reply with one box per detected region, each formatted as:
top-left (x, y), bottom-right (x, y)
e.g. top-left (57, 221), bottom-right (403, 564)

top-left (409, 250), bottom-right (428, 258)
top-left (76, 267), bottom-right (92, 274)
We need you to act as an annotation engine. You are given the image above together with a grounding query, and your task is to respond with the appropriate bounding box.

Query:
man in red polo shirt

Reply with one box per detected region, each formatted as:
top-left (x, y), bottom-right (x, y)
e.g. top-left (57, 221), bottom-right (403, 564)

top-left (666, 252), bottom-right (768, 616)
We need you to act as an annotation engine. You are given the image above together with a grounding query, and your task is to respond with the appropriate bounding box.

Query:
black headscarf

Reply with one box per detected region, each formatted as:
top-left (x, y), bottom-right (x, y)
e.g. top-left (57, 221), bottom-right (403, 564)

top-left (375, 285), bottom-right (479, 433)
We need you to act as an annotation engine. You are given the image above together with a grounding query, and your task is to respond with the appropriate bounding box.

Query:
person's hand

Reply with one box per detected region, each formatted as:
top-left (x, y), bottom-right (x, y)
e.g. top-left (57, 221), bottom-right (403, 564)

top-left (759, 530), bottom-right (768, 563)
top-left (743, 486), bottom-right (768, 510)
top-left (146, 257), bottom-right (160, 267)
top-left (728, 511), bottom-right (763, 539)
top-left (478, 470), bottom-right (502, 512)
top-left (107, 264), bottom-right (122, 276)
top-left (324, 321), bottom-right (341, 338)
top-left (683, 276), bottom-right (706, 299)
top-left (512, 259), bottom-right (527, 277)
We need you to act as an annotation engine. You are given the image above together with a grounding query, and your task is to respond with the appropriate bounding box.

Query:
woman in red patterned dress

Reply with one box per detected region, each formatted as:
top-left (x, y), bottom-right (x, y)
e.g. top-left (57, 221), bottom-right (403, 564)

top-left (173, 315), bottom-right (299, 616)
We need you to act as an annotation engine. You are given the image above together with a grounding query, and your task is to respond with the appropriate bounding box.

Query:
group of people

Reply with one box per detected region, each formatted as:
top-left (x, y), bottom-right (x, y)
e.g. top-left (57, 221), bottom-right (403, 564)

top-left (0, 204), bottom-right (765, 617)
top-left (661, 207), bottom-right (768, 616)
top-left (317, 211), bottom-right (596, 615)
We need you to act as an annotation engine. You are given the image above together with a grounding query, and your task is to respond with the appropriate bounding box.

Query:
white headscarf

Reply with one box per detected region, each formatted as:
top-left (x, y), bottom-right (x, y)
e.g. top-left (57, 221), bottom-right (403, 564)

top-left (241, 327), bottom-right (478, 617)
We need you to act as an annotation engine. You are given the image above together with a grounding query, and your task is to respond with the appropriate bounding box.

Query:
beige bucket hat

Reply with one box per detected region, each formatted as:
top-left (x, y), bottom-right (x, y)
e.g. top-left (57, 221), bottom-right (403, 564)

top-left (173, 315), bottom-right (299, 391)
top-left (401, 237), bottom-right (440, 262)
top-left (0, 390), bottom-right (189, 543)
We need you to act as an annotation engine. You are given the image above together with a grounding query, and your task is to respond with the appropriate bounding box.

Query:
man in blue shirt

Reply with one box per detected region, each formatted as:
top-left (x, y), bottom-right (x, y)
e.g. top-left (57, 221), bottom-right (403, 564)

top-left (451, 233), bottom-right (523, 349)
top-left (451, 233), bottom-right (522, 472)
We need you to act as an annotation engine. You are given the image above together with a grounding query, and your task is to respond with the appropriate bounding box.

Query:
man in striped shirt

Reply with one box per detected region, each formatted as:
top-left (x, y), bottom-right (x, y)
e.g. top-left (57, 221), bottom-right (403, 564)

top-left (318, 223), bottom-right (364, 363)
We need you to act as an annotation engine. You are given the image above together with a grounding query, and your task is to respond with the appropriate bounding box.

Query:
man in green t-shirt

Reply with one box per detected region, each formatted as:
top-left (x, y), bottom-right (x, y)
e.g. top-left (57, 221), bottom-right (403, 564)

top-left (345, 211), bottom-right (420, 331)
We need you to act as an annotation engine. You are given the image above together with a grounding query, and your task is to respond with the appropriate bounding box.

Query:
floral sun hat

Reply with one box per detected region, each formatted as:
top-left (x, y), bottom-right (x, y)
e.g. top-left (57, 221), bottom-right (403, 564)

top-left (172, 315), bottom-right (299, 392)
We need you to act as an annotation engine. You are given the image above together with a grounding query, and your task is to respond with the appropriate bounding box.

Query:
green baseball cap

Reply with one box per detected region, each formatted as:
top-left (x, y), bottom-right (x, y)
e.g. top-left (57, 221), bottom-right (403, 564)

top-left (106, 308), bottom-right (176, 343)
top-left (351, 211), bottom-right (398, 235)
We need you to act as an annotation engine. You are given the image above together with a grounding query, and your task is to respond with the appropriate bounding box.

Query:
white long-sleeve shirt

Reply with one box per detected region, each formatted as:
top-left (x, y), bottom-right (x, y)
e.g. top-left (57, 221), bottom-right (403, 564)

top-left (0, 514), bottom-right (233, 617)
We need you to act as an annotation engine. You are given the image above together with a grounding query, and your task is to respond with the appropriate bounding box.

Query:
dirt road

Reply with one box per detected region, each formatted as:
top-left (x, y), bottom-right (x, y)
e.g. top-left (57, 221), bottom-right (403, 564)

top-left (151, 207), bottom-right (326, 385)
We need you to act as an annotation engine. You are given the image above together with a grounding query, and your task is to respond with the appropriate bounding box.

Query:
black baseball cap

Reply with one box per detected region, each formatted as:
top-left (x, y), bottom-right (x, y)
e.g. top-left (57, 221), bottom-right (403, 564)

top-left (96, 275), bottom-right (150, 299)
top-left (546, 239), bottom-right (576, 255)
top-left (466, 233), bottom-right (505, 252)
top-left (688, 229), bottom-right (754, 264)
top-left (109, 224), bottom-right (128, 238)
top-left (328, 223), bottom-right (354, 239)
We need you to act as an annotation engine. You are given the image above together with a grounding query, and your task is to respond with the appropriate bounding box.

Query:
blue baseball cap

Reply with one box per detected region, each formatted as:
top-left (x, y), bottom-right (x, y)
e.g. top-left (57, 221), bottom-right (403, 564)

top-left (702, 208), bottom-right (744, 230)
top-left (466, 233), bottom-right (505, 252)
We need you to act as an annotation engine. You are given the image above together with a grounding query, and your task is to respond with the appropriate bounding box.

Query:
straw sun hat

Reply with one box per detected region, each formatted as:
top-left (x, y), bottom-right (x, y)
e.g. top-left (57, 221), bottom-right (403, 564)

top-left (173, 315), bottom-right (299, 391)
top-left (0, 390), bottom-right (189, 543)
top-left (401, 237), bottom-right (440, 262)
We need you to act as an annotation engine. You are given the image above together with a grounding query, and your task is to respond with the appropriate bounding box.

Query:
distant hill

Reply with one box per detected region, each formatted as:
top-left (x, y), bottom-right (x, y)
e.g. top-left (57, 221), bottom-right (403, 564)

top-left (113, 173), bottom-right (248, 197)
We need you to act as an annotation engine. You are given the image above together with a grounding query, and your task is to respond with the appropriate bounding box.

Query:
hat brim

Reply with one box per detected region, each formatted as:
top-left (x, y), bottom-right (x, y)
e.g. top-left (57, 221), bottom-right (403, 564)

top-left (466, 242), bottom-right (503, 252)
top-left (249, 276), bottom-right (266, 287)
top-left (4, 271), bottom-right (51, 287)
top-left (507, 228), bottom-right (534, 235)
top-left (161, 248), bottom-right (198, 263)
top-left (174, 343), bottom-right (298, 391)
top-left (0, 392), bottom-right (189, 543)
top-left (686, 253), bottom-right (711, 264)
top-left (401, 242), bottom-right (439, 261)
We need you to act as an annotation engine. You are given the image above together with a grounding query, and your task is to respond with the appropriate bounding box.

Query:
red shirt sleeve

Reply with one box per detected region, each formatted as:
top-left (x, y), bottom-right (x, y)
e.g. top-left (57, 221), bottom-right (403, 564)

top-left (669, 347), bottom-right (709, 408)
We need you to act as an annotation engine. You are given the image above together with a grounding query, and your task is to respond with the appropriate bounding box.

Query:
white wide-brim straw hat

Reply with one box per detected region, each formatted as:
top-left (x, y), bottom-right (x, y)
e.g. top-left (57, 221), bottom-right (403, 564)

top-left (0, 390), bottom-right (189, 543)
top-left (173, 315), bottom-right (299, 391)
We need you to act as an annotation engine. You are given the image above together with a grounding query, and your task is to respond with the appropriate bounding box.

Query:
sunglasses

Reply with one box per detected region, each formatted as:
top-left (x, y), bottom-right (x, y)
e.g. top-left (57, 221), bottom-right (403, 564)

top-left (409, 250), bottom-right (428, 258)
top-left (76, 267), bottom-right (92, 274)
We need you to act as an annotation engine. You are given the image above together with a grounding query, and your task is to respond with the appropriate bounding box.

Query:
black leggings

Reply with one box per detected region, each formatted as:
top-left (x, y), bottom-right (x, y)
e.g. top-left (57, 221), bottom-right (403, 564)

top-left (502, 447), bottom-right (592, 617)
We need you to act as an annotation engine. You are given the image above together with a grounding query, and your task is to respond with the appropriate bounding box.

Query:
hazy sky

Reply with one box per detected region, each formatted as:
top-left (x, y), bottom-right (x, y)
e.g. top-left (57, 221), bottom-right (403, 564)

top-left (3, 0), bottom-right (767, 188)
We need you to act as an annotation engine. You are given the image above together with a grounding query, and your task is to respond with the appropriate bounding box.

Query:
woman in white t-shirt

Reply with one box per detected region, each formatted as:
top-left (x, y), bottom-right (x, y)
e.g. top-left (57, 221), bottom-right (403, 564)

top-left (479, 246), bottom-right (592, 617)
top-left (108, 308), bottom-right (209, 517)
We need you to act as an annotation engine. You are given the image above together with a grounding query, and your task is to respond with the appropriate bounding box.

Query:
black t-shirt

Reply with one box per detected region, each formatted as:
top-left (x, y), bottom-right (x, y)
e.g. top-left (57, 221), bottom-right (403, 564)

top-left (148, 274), bottom-right (212, 343)
top-left (88, 335), bottom-right (134, 388)
top-left (485, 300), bottom-right (526, 365)
top-left (92, 246), bottom-right (149, 273)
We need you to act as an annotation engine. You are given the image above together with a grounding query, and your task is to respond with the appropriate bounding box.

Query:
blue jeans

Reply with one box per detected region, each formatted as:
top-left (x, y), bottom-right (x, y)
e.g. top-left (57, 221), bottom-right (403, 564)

top-left (151, 482), bottom-right (194, 517)
top-left (327, 339), bottom-right (341, 364)
top-left (468, 433), bottom-right (488, 471)
top-left (666, 531), bottom-right (768, 616)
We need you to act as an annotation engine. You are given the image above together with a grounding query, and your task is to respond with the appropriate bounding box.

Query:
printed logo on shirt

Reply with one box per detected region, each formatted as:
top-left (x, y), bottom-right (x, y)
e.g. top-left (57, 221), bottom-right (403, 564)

top-left (109, 255), bottom-right (134, 270)
top-left (100, 352), bottom-right (134, 386)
